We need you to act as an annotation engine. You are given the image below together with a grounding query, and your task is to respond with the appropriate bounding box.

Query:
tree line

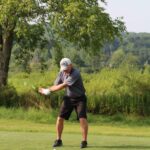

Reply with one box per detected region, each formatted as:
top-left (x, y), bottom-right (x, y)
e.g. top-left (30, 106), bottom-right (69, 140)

top-left (9, 32), bottom-right (150, 74)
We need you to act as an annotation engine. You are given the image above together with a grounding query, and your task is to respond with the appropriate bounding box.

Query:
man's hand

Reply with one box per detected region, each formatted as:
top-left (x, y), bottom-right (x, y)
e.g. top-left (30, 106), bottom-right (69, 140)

top-left (38, 88), bottom-right (51, 95)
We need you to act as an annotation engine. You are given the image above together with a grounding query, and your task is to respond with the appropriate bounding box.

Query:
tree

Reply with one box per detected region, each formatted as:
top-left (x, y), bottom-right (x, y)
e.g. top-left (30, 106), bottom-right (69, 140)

top-left (0, 0), bottom-right (126, 87)
top-left (52, 43), bottom-right (63, 67)
top-left (48, 0), bottom-right (126, 52)
top-left (13, 24), bottom-right (45, 72)
top-left (109, 49), bottom-right (125, 68)
top-left (0, 0), bottom-right (45, 86)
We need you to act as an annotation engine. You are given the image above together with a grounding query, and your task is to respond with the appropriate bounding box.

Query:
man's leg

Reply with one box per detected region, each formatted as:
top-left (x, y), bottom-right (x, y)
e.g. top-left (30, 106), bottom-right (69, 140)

top-left (56, 116), bottom-right (64, 140)
top-left (53, 117), bottom-right (64, 147)
top-left (79, 118), bottom-right (88, 141)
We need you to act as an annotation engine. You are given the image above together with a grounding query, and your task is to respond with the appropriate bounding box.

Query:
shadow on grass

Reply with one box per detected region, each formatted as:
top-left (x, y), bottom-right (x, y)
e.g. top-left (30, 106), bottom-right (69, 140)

top-left (88, 145), bottom-right (150, 149)
top-left (64, 145), bottom-right (150, 149)
top-left (64, 145), bottom-right (150, 150)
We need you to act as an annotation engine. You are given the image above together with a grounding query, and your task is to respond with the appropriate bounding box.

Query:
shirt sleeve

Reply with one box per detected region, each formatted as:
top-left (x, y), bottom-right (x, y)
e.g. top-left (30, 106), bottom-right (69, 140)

top-left (65, 72), bottom-right (79, 86)
top-left (54, 72), bottom-right (63, 85)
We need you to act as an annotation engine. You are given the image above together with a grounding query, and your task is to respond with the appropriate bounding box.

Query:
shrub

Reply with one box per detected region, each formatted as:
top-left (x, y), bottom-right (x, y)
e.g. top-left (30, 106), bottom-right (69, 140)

top-left (19, 90), bottom-right (64, 110)
top-left (85, 67), bottom-right (150, 115)
top-left (8, 68), bottom-right (150, 116)
top-left (0, 85), bottom-right (19, 107)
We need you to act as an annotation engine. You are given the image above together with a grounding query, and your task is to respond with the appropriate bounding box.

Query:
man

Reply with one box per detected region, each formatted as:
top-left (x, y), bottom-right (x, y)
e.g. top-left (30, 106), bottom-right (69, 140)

top-left (39, 58), bottom-right (88, 148)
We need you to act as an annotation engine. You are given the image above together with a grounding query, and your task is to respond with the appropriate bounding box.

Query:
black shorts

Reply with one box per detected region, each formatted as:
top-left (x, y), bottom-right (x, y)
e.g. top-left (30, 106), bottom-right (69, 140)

top-left (59, 95), bottom-right (87, 120)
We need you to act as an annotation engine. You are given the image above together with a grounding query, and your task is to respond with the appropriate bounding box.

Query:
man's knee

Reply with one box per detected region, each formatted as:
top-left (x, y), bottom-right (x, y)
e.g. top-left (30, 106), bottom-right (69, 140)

top-left (57, 117), bottom-right (64, 123)
top-left (79, 118), bottom-right (88, 123)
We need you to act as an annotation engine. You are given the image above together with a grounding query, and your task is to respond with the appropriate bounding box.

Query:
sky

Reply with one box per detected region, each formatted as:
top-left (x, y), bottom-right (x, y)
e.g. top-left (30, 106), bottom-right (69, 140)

top-left (100, 0), bottom-right (150, 33)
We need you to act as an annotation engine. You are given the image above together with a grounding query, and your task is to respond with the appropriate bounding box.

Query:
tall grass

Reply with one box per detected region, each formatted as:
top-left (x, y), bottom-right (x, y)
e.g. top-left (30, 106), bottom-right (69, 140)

top-left (1, 107), bottom-right (150, 126)
top-left (85, 67), bottom-right (150, 115)
top-left (0, 107), bottom-right (56, 124)
top-left (5, 67), bottom-right (150, 115)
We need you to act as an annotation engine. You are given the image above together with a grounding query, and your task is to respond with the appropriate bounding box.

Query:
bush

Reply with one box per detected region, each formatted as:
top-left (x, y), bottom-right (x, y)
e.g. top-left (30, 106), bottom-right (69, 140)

top-left (19, 90), bottom-right (64, 110)
top-left (85, 67), bottom-right (150, 115)
top-left (8, 68), bottom-right (150, 116)
top-left (0, 85), bottom-right (19, 107)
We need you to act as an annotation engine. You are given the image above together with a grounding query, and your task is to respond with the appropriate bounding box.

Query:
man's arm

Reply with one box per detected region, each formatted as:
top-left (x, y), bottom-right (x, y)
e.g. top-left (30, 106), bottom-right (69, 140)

top-left (49, 82), bottom-right (67, 92)
top-left (38, 82), bottom-right (67, 95)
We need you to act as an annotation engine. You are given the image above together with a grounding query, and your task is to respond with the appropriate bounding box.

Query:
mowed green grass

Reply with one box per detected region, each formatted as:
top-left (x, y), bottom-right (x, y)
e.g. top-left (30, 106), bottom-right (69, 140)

top-left (1, 131), bottom-right (150, 150)
top-left (0, 119), bottom-right (150, 150)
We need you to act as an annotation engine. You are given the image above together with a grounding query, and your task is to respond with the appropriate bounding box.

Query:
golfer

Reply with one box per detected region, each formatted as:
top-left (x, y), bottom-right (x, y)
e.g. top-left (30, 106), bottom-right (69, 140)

top-left (39, 58), bottom-right (88, 148)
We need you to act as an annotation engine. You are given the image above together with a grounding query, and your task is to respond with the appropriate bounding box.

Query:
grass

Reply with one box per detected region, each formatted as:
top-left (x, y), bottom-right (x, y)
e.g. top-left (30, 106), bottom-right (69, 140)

top-left (1, 108), bottom-right (150, 150)
top-left (0, 119), bottom-right (150, 150)
top-left (3, 69), bottom-right (150, 149)
top-left (1, 107), bottom-right (150, 126)
top-left (1, 119), bottom-right (150, 137)
top-left (1, 131), bottom-right (150, 150)
top-left (8, 69), bottom-right (150, 115)
top-left (0, 107), bottom-right (57, 124)
top-left (8, 71), bottom-right (57, 93)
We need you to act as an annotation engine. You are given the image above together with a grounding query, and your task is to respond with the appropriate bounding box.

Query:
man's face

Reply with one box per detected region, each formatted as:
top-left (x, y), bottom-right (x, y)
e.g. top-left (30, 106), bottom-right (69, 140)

top-left (63, 64), bottom-right (72, 74)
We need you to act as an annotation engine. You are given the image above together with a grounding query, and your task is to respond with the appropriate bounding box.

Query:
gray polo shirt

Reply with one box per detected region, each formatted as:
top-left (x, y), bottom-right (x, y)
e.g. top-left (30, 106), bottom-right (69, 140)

top-left (54, 68), bottom-right (85, 98)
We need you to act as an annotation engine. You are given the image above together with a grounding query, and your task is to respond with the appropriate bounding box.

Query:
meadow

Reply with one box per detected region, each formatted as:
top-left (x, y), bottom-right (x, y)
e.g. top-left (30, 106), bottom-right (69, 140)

top-left (3, 67), bottom-right (150, 115)
top-left (0, 0), bottom-right (150, 149)
top-left (0, 67), bottom-right (150, 149)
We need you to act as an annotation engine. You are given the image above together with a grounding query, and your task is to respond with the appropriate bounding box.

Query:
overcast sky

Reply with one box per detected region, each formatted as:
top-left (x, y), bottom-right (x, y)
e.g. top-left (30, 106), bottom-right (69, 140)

top-left (100, 0), bottom-right (150, 33)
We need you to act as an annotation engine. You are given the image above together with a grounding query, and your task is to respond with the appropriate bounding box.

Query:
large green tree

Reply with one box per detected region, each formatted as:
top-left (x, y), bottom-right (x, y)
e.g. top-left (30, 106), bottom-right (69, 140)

top-left (0, 0), bottom-right (126, 87)
top-left (12, 24), bottom-right (45, 72)
top-left (0, 0), bottom-right (45, 86)
top-left (48, 0), bottom-right (126, 52)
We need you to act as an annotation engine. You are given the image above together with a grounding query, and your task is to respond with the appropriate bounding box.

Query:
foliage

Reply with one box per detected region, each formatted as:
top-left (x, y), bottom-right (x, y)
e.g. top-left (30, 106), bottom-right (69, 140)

top-left (0, 0), bottom-right (45, 36)
top-left (48, 0), bottom-right (126, 53)
top-left (1, 107), bottom-right (150, 126)
top-left (7, 68), bottom-right (150, 116)
top-left (109, 49), bottom-right (125, 67)
top-left (109, 49), bottom-right (139, 68)
top-left (7, 71), bottom-right (63, 109)
top-left (0, 85), bottom-right (19, 107)
top-left (13, 24), bottom-right (45, 73)
top-left (105, 33), bottom-right (150, 67)
top-left (52, 43), bottom-right (64, 67)
top-left (85, 67), bottom-right (150, 115)
top-left (9, 32), bottom-right (150, 74)
top-left (0, 0), bottom-right (47, 86)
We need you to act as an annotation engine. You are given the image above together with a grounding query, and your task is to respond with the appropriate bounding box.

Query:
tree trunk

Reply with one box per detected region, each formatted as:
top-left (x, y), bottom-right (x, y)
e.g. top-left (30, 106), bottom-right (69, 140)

top-left (0, 29), bottom-right (14, 87)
